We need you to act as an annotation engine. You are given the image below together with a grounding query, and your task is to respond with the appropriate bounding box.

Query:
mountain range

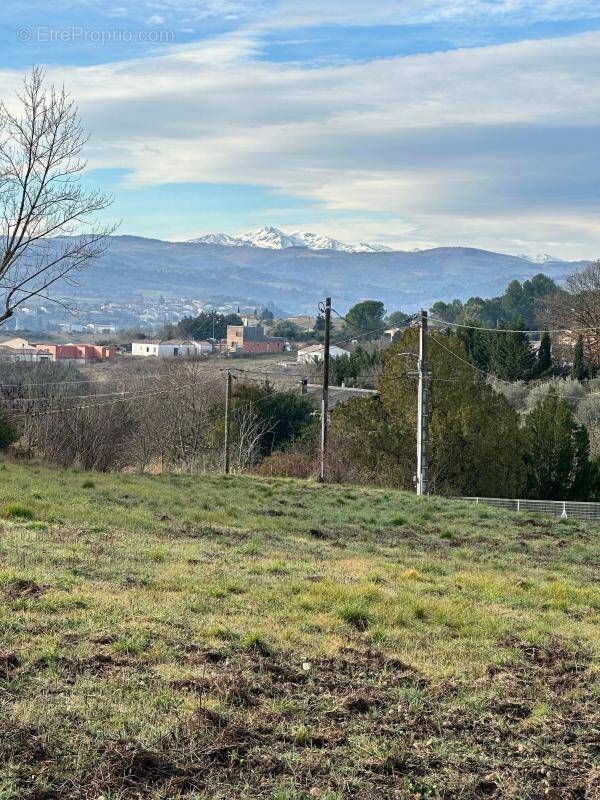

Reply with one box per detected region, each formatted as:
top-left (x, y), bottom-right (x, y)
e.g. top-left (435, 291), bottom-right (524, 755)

top-left (188, 226), bottom-right (393, 253)
top-left (63, 234), bottom-right (587, 313)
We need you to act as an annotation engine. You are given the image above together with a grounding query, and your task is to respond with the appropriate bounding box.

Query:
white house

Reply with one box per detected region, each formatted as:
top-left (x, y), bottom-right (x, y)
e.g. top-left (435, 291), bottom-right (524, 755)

top-left (297, 343), bottom-right (350, 364)
top-left (131, 339), bottom-right (212, 358)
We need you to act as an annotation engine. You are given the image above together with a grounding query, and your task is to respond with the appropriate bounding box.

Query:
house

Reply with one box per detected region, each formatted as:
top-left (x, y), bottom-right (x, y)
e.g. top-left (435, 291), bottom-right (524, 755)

top-left (131, 339), bottom-right (211, 358)
top-left (0, 338), bottom-right (114, 364)
top-left (226, 325), bottom-right (284, 354)
top-left (35, 343), bottom-right (116, 363)
top-left (0, 340), bottom-right (52, 363)
top-left (297, 343), bottom-right (350, 364)
top-left (384, 327), bottom-right (403, 341)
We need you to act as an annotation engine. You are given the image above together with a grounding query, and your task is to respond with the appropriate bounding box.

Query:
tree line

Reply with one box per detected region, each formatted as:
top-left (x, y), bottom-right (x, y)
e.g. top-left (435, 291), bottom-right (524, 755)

top-left (329, 328), bottom-right (599, 501)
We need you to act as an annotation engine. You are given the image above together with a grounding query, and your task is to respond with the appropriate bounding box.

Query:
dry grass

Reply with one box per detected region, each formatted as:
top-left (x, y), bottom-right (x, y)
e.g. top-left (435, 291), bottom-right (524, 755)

top-left (0, 462), bottom-right (598, 799)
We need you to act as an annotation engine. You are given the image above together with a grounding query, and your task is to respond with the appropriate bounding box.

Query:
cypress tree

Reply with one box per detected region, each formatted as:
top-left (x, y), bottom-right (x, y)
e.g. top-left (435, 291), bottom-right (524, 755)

top-left (572, 335), bottom-right (589, 381)
top-left (537, 331), bottom-right (552, 376)
top-left (524, 388), bottom-right (592, 500)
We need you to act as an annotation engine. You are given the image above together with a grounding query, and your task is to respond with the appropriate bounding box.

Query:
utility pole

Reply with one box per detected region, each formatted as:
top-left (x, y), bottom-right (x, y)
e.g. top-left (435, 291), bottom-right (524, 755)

top-left (224, 370), bottom-right (232, 474)
top-left (416, 309), bottom-right (429, 495)
top-left (318, 296), bottom-right (332, 482)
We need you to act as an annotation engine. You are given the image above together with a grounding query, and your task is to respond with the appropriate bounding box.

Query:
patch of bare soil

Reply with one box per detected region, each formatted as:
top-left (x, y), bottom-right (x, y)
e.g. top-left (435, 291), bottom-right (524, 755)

top-left (0, 651), bottom-right (20, 679)
top-left (2, 578), bottom-right (44, 599)
top-left (2, 640), bottom-right (598, 799)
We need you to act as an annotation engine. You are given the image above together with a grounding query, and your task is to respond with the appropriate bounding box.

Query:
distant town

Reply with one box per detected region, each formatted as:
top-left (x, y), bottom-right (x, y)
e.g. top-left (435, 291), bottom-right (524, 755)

top-left (0, 295), bottom-right (261, 337)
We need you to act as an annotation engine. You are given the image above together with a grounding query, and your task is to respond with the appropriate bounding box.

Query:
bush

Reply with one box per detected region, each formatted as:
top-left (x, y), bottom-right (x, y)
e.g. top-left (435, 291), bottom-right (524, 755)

top-left (0, 407), bottom-right (18, 451)
top-left (526, 378), bottom-right (586, 412)
top-left (493, 380), bottom-right (529, 412)
top-left (575, 393), bottom-right (600, 456)
top-left (2, 503), bottom-right (34, 520)
top-left (255, 450), bottom-right (315, 478)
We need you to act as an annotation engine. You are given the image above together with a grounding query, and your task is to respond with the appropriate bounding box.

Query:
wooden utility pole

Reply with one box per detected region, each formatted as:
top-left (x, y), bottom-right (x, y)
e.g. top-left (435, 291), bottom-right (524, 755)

top-left (224, 370), bottom-right (232, 474)
top-left (318, 296), bottom-right (332, 482)
top-left (416, 309), bottom-right (429, 495)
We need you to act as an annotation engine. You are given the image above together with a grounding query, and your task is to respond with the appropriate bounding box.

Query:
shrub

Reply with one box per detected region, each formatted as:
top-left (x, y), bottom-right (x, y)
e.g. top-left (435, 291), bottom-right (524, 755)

top-left (255, 451), bottom-right (314, 478)
top-left (0, 409), bottom-right (18, 451)
top-left (2, 503), bottom-right (34, 520)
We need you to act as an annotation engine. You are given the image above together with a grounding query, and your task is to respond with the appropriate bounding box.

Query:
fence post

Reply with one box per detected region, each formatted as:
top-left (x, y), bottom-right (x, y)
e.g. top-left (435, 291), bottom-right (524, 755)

top-left (561, 502), bottom-right (568, 519)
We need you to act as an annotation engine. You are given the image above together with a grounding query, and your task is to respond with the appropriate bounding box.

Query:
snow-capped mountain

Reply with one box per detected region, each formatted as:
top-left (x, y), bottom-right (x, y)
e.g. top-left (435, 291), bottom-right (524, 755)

top-left (519, 253), bottom-right (565, 264)
top-left (188, 226), bottom-right (393, 253)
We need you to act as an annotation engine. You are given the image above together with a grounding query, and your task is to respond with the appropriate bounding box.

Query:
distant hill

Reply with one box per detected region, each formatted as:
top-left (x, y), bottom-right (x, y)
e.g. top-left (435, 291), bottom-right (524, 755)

top-left (68, 235), bottom-right (586, 313)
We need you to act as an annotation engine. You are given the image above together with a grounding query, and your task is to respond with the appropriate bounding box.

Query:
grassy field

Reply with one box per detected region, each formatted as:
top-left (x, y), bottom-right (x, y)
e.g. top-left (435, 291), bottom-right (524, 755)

top-left (0, 462), bottom-right (598, 800)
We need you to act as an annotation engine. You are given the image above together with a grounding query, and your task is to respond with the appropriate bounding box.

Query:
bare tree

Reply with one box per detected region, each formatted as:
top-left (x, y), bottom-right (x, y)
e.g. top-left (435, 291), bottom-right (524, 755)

top-left (551, 261), bottom-right (600, 368)
top-left (232, 400), bottom-right (273, 472)
top-left (0, 67), bottom-right (114, 326)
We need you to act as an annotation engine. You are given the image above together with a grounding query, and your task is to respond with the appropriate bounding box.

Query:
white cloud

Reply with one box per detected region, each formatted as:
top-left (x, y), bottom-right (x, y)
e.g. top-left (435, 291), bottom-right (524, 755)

top-left (264, 0), bottom-right (600, 29)
top-left (1, 29), bottom-right (599, 257)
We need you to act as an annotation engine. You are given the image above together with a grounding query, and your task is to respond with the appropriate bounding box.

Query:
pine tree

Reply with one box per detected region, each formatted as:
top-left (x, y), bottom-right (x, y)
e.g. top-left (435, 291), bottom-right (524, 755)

top-left (536, 331), bottom-right (552, 376)
top-left (572, 335), bottom-right (589, 381)
top-left (490, 317), bottom-right (535, 381)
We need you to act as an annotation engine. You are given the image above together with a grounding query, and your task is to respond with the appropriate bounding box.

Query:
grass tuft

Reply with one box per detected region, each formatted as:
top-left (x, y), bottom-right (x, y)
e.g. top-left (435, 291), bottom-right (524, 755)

top-left (338, 600), bottom-right (373, 630)
top-left (2, 503), bottom-right (34, 520)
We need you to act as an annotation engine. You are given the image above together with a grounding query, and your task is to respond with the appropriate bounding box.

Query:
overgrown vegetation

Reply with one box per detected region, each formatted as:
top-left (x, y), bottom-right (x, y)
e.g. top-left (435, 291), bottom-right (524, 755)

top-left (331, 329), bottom-right (600, 499)
top-left (0, 463), bottom-right (597, 799)
top-left (0, 361), bottom-right (317, 474)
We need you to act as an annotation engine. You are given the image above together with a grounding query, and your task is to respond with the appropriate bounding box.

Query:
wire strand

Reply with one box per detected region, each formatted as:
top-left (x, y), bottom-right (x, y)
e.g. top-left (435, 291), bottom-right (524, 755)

top-left (428, 316), bottom-right (600, 336)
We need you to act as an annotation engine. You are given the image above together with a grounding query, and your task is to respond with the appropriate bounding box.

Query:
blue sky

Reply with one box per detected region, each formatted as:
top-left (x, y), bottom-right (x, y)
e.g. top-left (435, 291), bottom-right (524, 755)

top-left (1, 1), bottom-right (600, 257)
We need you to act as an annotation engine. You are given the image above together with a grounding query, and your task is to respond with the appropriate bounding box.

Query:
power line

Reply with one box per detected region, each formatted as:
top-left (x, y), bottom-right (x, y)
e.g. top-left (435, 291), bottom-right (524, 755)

top-left (7, 375), bottom-right (224, 415)
top-left (2, 372), bottom-right (219, 404)
top-left (330, 308), bottom-right (418, 346)
top-left (0, 366), bottom-right (218, 389)
top-left (10, 386), bottom-right (183, 417)
top-left (429, 335), bottom-right (512, 386)
top-left (428, 316), bottom-right (600, 336)
top-left (397, 372), bottom-right (597, 399)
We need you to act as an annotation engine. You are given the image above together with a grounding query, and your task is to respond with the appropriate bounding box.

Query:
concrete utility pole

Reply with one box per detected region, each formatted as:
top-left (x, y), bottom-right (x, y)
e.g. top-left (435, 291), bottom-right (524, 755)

top-left (416, 309), bottom-right (430, 495)
top-left (318, 296), bottom-right (332, 482)
top-left (224, 370), bottom-right (232, 474)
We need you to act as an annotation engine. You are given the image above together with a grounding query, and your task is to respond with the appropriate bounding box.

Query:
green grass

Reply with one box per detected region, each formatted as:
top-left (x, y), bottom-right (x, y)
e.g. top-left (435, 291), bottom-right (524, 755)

top-left (0, 462), bottom-right (598, 799)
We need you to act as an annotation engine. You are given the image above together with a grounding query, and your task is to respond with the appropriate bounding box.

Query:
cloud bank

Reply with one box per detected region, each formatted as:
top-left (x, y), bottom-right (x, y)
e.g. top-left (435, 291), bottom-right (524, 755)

top-left (1, 16), bottom-right (599, 256)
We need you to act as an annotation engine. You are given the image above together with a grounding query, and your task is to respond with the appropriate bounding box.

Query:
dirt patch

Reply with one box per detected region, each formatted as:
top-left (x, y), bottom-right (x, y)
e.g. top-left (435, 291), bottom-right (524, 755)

top-left (4, 641), bottom-right (599, 799)
top-left (513, 518), bottom-right (550, 528)
top-left (3, 578), bottom-right (44, 598)
top-left (0, 651), bottom-right (20, 679)
top-left (0, 721), bottom-right (48, 765)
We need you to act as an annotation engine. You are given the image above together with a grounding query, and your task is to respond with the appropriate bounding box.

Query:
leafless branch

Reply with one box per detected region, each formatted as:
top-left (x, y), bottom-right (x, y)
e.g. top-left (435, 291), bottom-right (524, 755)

top-left (0, 67), bottom-right (115, 326)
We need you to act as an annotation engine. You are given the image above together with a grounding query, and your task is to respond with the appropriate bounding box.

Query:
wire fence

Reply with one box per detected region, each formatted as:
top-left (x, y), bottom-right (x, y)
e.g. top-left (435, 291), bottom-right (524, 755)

top-left (463, 496), bottom-right (600, 520)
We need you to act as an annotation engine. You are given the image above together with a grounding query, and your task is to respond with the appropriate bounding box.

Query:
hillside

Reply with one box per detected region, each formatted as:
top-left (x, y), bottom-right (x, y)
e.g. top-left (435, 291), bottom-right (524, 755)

top-left (71, 235), bottom-right (582, 312)
top-left (0, 463), bottom-right (598, 799)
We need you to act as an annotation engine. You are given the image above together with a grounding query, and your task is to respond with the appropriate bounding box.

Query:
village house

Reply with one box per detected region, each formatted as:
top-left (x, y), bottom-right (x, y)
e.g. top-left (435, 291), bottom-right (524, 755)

top-left (297, 343), bottom-right (350, 364)
top-left (0, 338), bottom-right (114, 363)
top-left (131, 339), bottom-right (213, 358)
top-left (0, 338), bottom-right (52, 363)
top-left (226, 324), bottom-right (284, 354)
top-left (35, 343), bottom-right (116, 363)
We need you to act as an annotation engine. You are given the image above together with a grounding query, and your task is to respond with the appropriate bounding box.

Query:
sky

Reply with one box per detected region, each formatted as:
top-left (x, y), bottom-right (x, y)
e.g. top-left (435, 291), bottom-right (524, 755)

top-left (1, 1), bottom-right (600, 258)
